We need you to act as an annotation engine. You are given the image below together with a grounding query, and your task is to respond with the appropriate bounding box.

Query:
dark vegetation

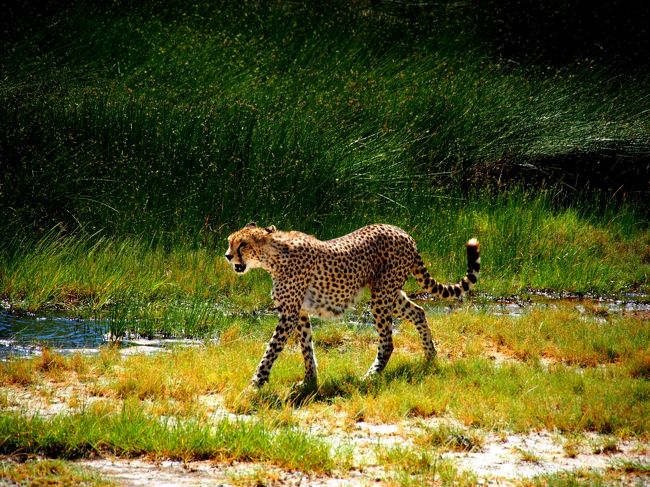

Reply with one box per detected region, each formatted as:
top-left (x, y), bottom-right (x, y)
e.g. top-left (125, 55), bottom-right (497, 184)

top-left (0, 0), bottom-right (648, 305)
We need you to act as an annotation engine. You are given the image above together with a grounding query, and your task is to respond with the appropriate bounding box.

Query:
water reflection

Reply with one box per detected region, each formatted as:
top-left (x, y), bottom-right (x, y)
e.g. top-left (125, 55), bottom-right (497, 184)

top-left (0, 310), bottom-right (107, 358)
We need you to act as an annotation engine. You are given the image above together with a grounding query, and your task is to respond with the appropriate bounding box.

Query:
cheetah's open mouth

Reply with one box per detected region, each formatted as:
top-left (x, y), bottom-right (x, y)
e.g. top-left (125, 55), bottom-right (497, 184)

top-left (234, 263), bottom-right (247, 273)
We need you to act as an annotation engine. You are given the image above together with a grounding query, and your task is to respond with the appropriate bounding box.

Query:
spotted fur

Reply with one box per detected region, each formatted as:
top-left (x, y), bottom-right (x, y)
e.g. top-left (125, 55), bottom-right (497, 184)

top-left (225, 223), bottom-right (480, 388)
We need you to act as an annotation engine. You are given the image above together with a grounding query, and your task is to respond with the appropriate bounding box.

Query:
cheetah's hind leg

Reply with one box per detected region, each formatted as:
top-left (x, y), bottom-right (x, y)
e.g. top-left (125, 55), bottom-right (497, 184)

top-left (394, 291), bottom-right (437, 360)
top-left (363, 287), bottom-right (398, 379)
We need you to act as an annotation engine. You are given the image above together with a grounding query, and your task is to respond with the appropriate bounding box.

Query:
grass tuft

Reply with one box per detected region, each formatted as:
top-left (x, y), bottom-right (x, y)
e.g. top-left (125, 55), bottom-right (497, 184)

top-left (415, 424), bottom-right (484, 453)
top-left (0, 458), bottom-right (114, 486)
top-left (608, 459), bottom-right (650, 475)
top-left (375, 445), bottom-right (476, 486)
top-left (0, 407), bottom-right (336, 473)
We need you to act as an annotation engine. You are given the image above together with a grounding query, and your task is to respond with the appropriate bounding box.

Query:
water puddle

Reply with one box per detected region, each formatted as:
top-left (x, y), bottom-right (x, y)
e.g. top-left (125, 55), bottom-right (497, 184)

top-left (0, 309), bottom-right (209, 360)
top-left (1, 293), bottom-right (647, 359)
top-left (413, 291), bottom-right (650, 318)
top-left (0, 310), bottom-right (108, 358)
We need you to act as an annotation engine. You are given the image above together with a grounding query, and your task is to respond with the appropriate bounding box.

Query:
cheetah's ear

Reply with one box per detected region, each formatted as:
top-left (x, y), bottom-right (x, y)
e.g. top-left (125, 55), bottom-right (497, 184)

top-left (245, 222), bottom-right (257, 229)
top-left (265, 225), bottom-right (276, 233)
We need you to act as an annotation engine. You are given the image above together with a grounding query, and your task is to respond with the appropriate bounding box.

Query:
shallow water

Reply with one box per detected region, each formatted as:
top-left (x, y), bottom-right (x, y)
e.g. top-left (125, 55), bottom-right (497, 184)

top-left (416, 292), bottom-right (650, 318)
top-left (1, 295), bottom-right (647, 359)
top-left (0, 305), bottom-right (220, 359)
top-left (0, 310), bottom-right (109, 358)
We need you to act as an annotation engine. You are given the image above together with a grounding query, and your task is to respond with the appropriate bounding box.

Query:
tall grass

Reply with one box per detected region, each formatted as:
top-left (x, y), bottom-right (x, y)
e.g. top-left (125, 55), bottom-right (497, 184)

top-left (1, 189), bottom-right (647, 315)
top-left (0, 1), bottom-right (647, 318)
top-left (1, 2), bottom-right (648, 239)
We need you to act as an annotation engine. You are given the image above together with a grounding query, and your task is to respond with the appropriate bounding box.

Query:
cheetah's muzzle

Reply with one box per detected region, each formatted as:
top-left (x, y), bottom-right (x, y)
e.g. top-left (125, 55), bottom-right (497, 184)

top-left (234, 263), bottom-right (247, 273)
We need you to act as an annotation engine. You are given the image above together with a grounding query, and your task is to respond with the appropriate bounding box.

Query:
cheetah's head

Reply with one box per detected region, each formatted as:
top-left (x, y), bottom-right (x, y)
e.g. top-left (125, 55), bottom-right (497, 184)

top-left (225, 222), bottom-right (277, 274)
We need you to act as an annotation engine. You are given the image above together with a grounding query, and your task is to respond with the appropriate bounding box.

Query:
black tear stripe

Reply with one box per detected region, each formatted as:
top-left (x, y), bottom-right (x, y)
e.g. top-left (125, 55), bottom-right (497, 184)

top-left (237, 242), bottom-right (246, 262)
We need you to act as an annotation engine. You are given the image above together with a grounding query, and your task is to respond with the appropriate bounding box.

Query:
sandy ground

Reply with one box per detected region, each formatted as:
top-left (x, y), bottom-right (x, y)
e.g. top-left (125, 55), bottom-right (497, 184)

top-left (78, 425), bottom-right (649, 486)
top-left (3, 382), bottom-right (649, 486)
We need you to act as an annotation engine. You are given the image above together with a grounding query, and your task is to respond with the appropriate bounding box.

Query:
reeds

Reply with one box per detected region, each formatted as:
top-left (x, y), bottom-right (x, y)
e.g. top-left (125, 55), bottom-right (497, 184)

top-left (1, 187), bottom-right (646, 316)
top-left (1, 2), bottom-right (648, 240)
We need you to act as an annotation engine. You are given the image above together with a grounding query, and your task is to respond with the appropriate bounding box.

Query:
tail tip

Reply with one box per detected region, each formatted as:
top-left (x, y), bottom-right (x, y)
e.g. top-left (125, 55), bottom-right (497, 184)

top-left (466, 238), bottom-right (479, 249)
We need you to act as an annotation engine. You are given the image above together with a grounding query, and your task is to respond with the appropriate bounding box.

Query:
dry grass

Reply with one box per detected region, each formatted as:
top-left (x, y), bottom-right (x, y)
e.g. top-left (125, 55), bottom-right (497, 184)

top-left (2, 304), bottom-right (648, 437)
top-left (374, 445), bottom-right (476, 486)
top-left (0, 458), bottom-right (115, 486)
top-left (425, 306), bottom-right (649, 367)
top-left (414, 424), bottom-right (485, 453)
top-left (0, 303), bottom-right (648, 482)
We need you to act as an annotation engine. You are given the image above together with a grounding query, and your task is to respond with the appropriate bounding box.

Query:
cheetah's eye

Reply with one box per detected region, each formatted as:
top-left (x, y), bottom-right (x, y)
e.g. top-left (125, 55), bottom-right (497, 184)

top-left (238, 242), bottom-right (248, 250)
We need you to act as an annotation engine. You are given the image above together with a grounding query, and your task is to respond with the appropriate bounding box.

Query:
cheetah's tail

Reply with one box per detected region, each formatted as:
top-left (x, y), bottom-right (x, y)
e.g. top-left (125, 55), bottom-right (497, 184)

top-left (411, 238), bottom-right (480, 299)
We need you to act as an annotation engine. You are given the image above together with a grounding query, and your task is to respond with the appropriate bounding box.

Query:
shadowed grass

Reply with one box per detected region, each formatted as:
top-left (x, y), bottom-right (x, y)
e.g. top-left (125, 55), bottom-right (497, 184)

top-left (329, 357), bottom-right (649, 434)
top-left (609, 459), bottom-right (650, 476)
top-left (526, 470), bottom-right (609, 486)
top-left (414, 424), bottom-right (484, 453)
top-left (374, 444), bottom-right (476, 486)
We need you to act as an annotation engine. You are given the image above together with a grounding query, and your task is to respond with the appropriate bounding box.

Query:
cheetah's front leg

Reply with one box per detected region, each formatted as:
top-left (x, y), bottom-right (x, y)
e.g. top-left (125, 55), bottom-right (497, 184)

top-left (251, 313), bottom-right (298, 388)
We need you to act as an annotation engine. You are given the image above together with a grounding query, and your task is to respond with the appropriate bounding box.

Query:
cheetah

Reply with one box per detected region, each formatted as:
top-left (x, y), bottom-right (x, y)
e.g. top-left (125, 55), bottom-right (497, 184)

top-left (225, 223), bottom-right (480, 389)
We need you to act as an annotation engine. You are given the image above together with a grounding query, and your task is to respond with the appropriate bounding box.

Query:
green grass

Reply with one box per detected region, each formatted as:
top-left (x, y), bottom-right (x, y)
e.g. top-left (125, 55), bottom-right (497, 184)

top-left (1, 303), bottom-right (647, 482)
top-left (374, 445), bottom-right (476, 486)
top-left (3, 305), bottom-right (647, 437)
top-left (427, 307), bottom-right (650, 367)
top-left (0, 405), bottom-right (336, 473)
top-left (0, 2), bottom-right (648, 314)
top-left (525, 470), bottom-right (608, 486)
top-left (609, 459), bottom-right (650, 476)
top-left (414, 424), bottom-right (484, 453)
top-left (0, 5), bottom-right (648, 479)
top-left (331, 358), bottom-right (649, 434)
top-left (1, 188), bottom-right (647, 316)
